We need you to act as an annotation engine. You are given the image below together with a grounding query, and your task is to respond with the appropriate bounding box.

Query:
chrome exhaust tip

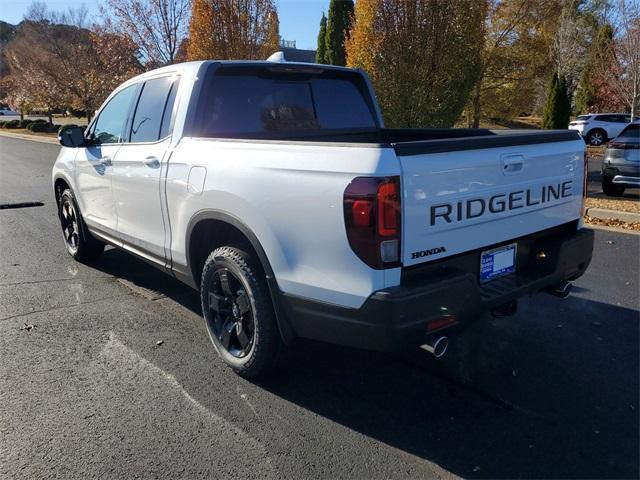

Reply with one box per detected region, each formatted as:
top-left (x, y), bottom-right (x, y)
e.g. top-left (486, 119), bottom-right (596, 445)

top-left (545, 281), bottom-right (572, 299)
top-left (420, 336), bottom-right (448, 358)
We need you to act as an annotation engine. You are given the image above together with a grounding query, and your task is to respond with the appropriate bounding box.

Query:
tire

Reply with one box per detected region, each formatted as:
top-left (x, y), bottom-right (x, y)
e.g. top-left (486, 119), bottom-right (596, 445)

top-left (58, 189), bottom-right (105, 262)
top-left (200, 246), bottom-right (282, 378)
top-left (601, 177), bottom-right (625, 197)
top-left (586, 129), bottom-right (606, 146)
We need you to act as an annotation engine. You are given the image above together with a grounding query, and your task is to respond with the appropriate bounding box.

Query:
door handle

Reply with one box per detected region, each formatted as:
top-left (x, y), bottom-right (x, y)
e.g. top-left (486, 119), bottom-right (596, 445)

top-left (143, 156), bottom-right (160, 169)
top-left (502, 154), bottom-right (524, 175)
top-left (100, 156), bottom-right (112, 166)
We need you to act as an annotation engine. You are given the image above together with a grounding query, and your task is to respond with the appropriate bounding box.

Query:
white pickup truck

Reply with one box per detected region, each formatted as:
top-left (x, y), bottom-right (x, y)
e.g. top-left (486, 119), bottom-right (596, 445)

top-left (53, 59), bottom-right (593, 377)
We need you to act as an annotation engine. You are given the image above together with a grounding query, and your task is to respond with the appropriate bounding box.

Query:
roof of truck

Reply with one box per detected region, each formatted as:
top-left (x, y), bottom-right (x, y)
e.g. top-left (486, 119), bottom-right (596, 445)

top-left (122, 58), bottom-right (356, 86)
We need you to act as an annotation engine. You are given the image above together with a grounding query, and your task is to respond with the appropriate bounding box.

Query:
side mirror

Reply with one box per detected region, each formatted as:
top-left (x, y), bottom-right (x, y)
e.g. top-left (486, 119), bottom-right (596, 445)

top-left (58, 125), bottom-right (86, 148)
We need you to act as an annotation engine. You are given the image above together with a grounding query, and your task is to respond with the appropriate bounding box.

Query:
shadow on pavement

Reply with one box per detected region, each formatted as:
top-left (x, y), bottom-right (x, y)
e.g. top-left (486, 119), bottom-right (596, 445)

top-left (95, 248), bottom-right (639, 479)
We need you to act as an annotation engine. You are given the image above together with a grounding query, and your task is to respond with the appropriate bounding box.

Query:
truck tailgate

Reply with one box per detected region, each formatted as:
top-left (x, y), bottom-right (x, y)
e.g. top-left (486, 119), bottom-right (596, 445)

top-left (396, 132), bottom-right (585, 267)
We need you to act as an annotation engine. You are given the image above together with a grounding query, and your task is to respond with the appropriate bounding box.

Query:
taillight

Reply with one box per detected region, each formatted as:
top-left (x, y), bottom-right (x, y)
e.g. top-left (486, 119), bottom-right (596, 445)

top-left (344, 176), bottom-right (401, 269)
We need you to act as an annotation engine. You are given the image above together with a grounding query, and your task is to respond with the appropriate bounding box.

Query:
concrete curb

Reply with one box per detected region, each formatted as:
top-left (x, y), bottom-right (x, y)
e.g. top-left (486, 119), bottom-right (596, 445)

top-left (585, 207), bottom-right (640, 223)
top-left (586, 224), bottom-right (640, 235)
top-left (0, 130), bottom-right (58, 145)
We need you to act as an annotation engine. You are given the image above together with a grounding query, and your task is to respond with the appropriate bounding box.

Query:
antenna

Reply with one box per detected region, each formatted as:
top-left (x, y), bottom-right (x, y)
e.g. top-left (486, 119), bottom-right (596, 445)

top-left (266, 51), bottom-right (286, 63)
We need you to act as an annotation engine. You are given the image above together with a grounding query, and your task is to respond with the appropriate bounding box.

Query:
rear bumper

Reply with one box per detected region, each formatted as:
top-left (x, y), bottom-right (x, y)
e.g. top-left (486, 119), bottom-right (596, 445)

top-left (280, 223), bottom-right (594, 352)
top-left (603, 165), bottom-right (640, 187)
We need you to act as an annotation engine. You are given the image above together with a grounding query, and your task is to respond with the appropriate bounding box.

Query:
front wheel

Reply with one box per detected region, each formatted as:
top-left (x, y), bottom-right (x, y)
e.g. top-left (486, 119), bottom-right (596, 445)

top-left (200, 246), bottom-right (282, 377)
top-left (58, 189), bottom-right (105, 262)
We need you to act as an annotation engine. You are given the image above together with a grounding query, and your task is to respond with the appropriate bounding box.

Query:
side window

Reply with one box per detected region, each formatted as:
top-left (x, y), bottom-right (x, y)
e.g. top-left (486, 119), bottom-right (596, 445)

top-left (93, 85), bottom-right (137, 144)
top-left (130, 76), bottom-right (178, 143)
top-left (595, 115), bottom-right (611, 122)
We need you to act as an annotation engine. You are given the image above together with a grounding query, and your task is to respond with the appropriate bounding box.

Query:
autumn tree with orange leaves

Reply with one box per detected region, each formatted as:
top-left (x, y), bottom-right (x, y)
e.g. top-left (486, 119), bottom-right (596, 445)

top-left (187, 0), bottom-right (279, 61)
top-left (346, 0), bottom-right (485, 128)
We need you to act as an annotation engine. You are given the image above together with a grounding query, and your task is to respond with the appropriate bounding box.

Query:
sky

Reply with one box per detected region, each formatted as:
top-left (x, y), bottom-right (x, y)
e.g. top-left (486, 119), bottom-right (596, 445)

top-left (0, 0), bottom-right (329, 50)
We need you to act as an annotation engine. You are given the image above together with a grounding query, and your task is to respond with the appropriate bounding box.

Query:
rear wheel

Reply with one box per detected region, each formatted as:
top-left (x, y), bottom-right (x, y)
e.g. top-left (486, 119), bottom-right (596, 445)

top-left (587, 129), bottom-right (606, 146)
top-left (58, 189), bottom-right (105, 262)
top-left (200, 246), bottom-right (282, 377)
top-left (602, 177), bottom-right (625, 197)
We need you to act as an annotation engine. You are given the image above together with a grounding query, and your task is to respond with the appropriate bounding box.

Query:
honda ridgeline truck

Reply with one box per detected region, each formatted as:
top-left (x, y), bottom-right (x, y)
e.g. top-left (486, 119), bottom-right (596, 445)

top-left (53, 59), bottom-right (594, 377)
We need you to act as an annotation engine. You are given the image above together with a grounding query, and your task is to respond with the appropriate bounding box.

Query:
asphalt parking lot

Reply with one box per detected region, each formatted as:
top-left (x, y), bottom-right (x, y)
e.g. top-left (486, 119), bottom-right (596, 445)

top-left (0, 135), bottom-right (638, 479)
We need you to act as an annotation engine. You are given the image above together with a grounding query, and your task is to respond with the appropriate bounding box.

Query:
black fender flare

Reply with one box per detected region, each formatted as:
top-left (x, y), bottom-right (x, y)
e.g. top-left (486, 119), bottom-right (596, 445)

top-left (183, 209), bottom-right (295, 344)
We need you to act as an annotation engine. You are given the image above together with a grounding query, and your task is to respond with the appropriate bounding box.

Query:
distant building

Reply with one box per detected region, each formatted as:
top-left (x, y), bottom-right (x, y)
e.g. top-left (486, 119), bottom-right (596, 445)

top-left (278, 38), bottom-right (317, 63)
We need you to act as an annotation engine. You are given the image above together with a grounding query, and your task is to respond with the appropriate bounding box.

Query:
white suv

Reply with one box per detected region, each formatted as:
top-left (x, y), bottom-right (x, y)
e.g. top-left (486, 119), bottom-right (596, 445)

top-left (569, 113), bottom-right (639, 146)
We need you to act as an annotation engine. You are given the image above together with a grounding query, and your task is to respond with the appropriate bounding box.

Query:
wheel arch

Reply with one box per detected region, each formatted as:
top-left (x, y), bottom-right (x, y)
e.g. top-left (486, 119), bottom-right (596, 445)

top-left (53, 175), bottom-right (72, 207)
top-left (184, 210), bottom-right (295, 343)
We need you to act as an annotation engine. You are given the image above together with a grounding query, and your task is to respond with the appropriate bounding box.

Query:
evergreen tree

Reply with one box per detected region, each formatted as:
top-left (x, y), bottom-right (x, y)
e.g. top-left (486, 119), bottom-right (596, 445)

top-left (557, 75), bottom-right (571, 128)
top-left (542, 73), bottom-right (558, 129)
top-left (574, 24), bottom-right (614, 114)
top-left (574, 67), bottom-right (594, 115)
top-left (543, 73), bottom-right (571, 129)
top-left (325, 0), bottom-right (353, 66)
top-left (315, 13), bottom-right (327, 64)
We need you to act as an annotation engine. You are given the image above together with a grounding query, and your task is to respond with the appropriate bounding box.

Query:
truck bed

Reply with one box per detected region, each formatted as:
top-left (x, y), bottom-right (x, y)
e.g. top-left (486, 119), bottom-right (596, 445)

top-left (205, 127), bottom-right (581, 151)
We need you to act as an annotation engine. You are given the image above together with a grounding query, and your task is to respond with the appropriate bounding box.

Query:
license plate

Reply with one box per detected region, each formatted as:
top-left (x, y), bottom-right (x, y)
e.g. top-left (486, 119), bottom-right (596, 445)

top-left (480, 244), bottom-right (516, 283)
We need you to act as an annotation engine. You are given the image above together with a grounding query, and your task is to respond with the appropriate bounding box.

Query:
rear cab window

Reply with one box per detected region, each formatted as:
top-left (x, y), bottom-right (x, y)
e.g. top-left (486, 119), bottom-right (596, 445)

top-left (190, 64), bottom-right (378, 139)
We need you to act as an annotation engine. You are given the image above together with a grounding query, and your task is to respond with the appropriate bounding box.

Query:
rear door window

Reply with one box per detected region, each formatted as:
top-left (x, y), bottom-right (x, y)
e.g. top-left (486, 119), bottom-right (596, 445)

top-left (193, 66), bottom-right (378, 138)
top-left (130, 76), bottom-right (178, 143)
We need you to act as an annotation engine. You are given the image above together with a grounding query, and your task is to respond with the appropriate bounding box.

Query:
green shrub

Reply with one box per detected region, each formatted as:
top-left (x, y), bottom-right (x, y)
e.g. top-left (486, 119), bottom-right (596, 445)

top-left (19, 119), bottom-right (33, 129)
top-left (31, 118), bottom-right (47, 124)
top-left (27, 122), bottom-right (48, 132)
top-left (0, 120), bottom-right (6, 128)
top-left (4, 120), bottom-right (20, 129)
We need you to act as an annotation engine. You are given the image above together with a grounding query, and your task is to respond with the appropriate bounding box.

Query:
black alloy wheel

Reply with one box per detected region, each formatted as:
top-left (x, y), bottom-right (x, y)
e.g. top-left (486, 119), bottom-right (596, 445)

top-left (60, 196), bottom-right (80, 253)
top-left (207, 268), bottom-right (255, 358)
top-left (58, 188), bottom-right (105, 262)
top-left (200, 246), bottom-right (282, 377)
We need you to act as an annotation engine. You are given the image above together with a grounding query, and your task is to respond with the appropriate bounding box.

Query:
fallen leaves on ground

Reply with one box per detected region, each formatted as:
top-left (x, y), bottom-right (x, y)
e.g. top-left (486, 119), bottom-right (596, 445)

top-left (586, 146), bottom-right (605, 160)
top-left (585, 197), bottom-right (640, 214)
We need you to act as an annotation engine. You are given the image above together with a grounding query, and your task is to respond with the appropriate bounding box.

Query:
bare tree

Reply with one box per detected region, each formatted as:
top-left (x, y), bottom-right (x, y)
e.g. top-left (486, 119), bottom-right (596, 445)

top-left (102, 0), bottom-right (190, 66)
top-left (552, 0), bottom-right (610, 97)
top-left (25, 1), bottom-right (89, 27)
top-left (599, 0), bottom-right (640, 118)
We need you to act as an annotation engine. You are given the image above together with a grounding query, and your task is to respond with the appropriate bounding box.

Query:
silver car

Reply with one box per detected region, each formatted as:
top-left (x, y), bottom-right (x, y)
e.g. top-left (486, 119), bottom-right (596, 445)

top-left (602, 122), bottom-right (640, 196)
